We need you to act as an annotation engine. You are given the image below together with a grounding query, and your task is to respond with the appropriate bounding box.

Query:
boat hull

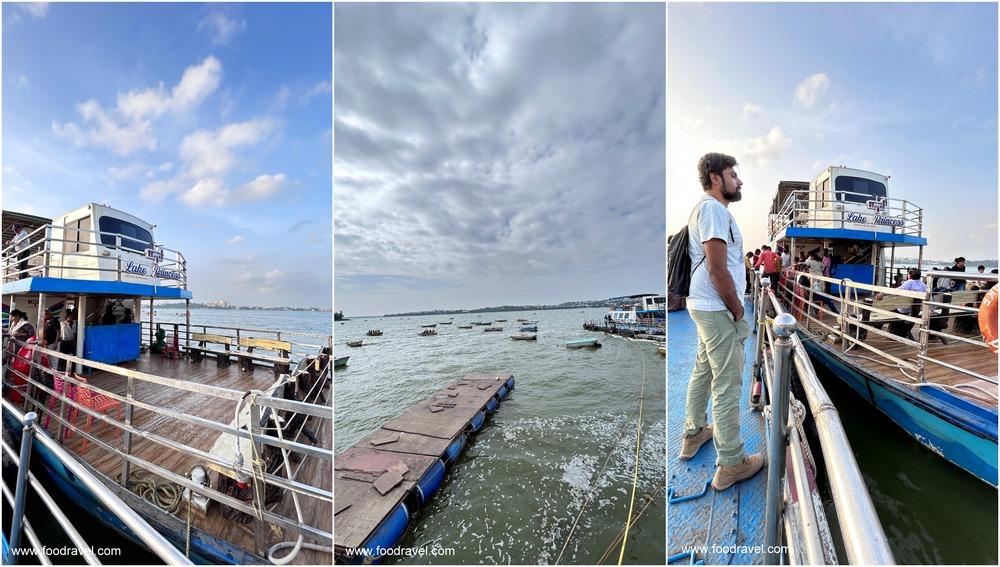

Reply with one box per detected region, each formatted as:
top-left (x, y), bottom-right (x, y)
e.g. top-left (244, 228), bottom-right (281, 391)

top-left (802, 338), bottom-right (998, 487)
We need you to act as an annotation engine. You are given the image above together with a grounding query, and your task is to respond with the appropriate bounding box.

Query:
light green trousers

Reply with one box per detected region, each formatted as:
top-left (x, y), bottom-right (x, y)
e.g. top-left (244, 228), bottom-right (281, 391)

top-left (684, 308), bottom-right (752, 466)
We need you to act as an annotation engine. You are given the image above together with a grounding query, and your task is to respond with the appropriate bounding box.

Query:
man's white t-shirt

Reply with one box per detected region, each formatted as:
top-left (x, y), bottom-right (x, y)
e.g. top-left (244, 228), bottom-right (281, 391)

top-left (13, 229), bottom-right (29, 252)
top-left (687, 195), bottom-right (745, 312)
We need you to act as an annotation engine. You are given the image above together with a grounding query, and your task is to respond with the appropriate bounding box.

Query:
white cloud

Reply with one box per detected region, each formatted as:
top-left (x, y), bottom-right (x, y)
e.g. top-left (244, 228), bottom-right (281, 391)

top-left (52, 57), bottom-right (222, 156)
top-left (15, 3), bottom-right (49, 19)
top-left (302, 81), bottom-right (331, 103)
top-left (179, 119), bottom-right (274, 178)
top-left (741, 102), bottom-right (761, 118)
top-left (198, 12), bottom-right (247, 46)
top-left (273, 86), bottom-right (291, 111)
top-left (741, 126), bottom-right (791, 165)
top-left (117, 56), bottom-right (222, 121)
top-left (793, 73), bottom-right (830, 109)
top-left (233, 173), bottom-right (287, 202)
top-left (139, 178), bottom-right (184, 203)
top-left (226, 235), bottom-right (246, 245)
top-left (145, 161), bottom-right (175, 178)
top-left (181, 178), bottom-right (227, 206)
top-left (106, 162), bottom-right (148, 181)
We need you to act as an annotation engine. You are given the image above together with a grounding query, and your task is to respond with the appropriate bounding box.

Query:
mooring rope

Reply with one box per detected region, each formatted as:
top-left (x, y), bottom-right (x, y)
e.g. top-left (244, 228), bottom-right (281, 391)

top-left (595, 481), bottom-right (664, 565)
top-left (616, 345), bottom-right (647, 565)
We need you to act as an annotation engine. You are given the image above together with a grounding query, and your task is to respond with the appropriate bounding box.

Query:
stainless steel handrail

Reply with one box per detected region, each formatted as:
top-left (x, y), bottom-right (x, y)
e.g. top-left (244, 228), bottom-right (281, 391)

top-left (764, 286), bottom-right (895, 564)
top-left (1, 400), bottom-right (193, 565)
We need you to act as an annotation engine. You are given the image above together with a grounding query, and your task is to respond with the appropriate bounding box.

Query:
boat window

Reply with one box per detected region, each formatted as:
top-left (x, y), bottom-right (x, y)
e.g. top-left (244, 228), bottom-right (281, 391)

top-left (63, 216), bottom-right (91, 254)
top-left (834, 176), bottom-right (887, 203)
top-left (820, 178), bottom-right (830, 206)
top-left (98, 217), bottom-right (153, 253)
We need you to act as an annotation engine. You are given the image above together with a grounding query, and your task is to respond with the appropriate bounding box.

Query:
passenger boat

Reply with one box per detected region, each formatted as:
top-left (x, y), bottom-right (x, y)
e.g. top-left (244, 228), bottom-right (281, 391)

top-left (565, 338), bottom-right (601, 349)
top-left (603, 294), bottom-right (666, 334)
top-left (766, 167), bottom-right (997, 487)
top-left (346, 340), bottom-right (363, 348)
top-left (1, 204), bottom-right (332, 564)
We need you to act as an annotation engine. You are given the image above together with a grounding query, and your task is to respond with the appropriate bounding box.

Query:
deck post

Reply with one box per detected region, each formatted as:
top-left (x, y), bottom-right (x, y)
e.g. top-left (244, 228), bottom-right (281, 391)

top-left (917, 289), bottom-right (932, 382)
top-left (149, 298), bottom-right (154, 348)
top-left (764, 313), bottom-right (795, 565)
top-left (752, 278), bottom-right (768, 381)
top-left (185, 299), bottom-right (191, 350)
top-left (248, 402), bottom-right (267, 556)
top-left (120, 374), bottom-right (136, 486)
top-left (917, 245), bottom-right (924, 271)
top-left (116, 235), bottom-right (122, 281)
top-left (42, 225), bottom-right (51, 277)
top-left (76, 296), bottom-right (87, 374)
top-left (31, 292), bottom-right (47, 413)
top-left (9, 411), bottom-right (38, 557)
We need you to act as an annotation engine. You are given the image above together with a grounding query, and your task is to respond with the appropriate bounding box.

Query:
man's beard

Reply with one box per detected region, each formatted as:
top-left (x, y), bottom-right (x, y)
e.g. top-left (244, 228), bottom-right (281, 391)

top-left (722, 180), bottom-right (742, 202)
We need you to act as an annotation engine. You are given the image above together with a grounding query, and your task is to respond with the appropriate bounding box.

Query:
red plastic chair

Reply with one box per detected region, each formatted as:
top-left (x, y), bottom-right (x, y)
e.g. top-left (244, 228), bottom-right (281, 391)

top-left (66, 374), bottom-right (122, 452)
top-left (43, 371), bottom-right (74, 432)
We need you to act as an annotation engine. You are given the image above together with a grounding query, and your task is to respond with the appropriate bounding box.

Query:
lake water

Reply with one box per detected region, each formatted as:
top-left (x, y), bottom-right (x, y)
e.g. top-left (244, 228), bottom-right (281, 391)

top-left (334, 307), bottom-right (665, 564)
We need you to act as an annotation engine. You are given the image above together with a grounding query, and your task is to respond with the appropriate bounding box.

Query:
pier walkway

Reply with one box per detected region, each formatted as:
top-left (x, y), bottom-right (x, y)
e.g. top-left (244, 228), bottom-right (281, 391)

top-left (334, 372), bottom-right (515, 560)
top-left (666, 309), bottom-right (767, 565)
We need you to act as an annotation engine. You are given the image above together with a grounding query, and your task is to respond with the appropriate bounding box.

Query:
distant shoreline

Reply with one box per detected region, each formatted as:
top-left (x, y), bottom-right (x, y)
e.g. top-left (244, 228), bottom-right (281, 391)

top-left (382, 301), bottom-right (611, 318)
top-left (156, 303), bottom-right (330, 312)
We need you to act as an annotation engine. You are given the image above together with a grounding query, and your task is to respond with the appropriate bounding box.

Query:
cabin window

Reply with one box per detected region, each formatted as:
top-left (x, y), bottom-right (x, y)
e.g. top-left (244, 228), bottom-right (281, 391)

top-left (834, 176), bottom-right (887, 203)
top-left (63, 216), bottom-right (91, 254)
top-left (98, 217), bottom-right (153, 253)
top-left (820, 178), bottom-right (830, 206)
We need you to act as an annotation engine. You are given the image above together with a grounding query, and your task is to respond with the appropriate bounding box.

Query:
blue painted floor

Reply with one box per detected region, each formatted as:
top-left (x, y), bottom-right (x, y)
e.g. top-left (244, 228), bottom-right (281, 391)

top-left (667, 306), bottom-right (767, 565)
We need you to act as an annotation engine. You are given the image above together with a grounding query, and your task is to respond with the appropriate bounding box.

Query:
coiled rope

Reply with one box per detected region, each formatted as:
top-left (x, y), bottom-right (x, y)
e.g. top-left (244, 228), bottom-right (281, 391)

top-left (118, 471), bottom-right (182, 514)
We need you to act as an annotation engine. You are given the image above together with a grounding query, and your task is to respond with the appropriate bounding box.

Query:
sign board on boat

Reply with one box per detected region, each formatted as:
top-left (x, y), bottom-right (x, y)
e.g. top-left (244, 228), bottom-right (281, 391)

top-left (144, 247), bottom-right (164, 262)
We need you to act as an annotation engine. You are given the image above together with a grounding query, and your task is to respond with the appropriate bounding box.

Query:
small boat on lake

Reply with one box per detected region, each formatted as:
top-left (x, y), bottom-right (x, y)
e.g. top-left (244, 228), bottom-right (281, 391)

top-left (566, 338), bottom-right (601, 349)
top-left (511, 333), bottom-right (537, 341)
top-left (421, 324), bottom-right (437, 328)
top-left (438, 322), bottom-right (452, 325)
top-left (496, 319), bottom-right (507, 322)
top-left (457, 325), bottom-right (473, 329)
top-left (519, 325), bottom-right (537, 332)
top-left (346, 339), bottom-right (363, 347)
top-left (420, 329), bottom-right (437, 336)
top-left (366, 330), bottom-right (383, 336)
top-left (484, 326), bottom-right (503, 332)
top-left (335, 355), bottom-right (350, 368)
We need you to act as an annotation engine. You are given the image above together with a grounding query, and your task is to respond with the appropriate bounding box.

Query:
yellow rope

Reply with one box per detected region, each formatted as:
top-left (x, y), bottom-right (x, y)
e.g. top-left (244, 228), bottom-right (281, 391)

top-left (616, 347), bottom-right (646, 565)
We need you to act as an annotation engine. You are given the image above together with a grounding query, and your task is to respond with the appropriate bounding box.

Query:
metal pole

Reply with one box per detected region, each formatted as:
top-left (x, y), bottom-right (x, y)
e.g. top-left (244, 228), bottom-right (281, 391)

top-left (31, 292), bottom-right (47, 414)
top-left (185, 299), bottom-right (191, 351)
top-left (764, 313), bottom-right (796, 565)
top-left (9, 411), bottom-right (38, 556)
top-left (75, 296), bottom-right (87, 375)
top-left (149, 298), bottom-right (154, 348)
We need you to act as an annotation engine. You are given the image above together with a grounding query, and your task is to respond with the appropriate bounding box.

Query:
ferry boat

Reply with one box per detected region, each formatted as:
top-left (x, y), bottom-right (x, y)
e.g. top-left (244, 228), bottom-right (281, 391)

top-left (766, 167), bottom-right (998, 487)
top-left (1, 205), bottom-right (333, 564)
top-left (585, 293), bottom-right (665, 338)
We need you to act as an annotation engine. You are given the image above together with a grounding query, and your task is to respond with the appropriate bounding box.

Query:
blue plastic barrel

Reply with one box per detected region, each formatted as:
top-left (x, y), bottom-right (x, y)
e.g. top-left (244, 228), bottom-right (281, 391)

top-left (486, 396), bottom-right (499, 413)
top-left (445, 434), bottom-right (466, 463)
top-left (469, 411), bottom-right (486, 432)
top-left (415, 459), bottom-right (447, 504)
top-left (506, 377), bottom-right (515, 391)
top-left (497, 385), bottom-right (508, 400)
top-left (361, 503), bottom-right (409, 558)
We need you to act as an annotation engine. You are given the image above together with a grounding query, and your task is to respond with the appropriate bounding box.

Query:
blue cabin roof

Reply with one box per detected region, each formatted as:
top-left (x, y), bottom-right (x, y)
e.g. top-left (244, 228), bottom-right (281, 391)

top-left (2, 276), bottom-right (193, 299)
top-left (782, 227), bottom-right (927, 246)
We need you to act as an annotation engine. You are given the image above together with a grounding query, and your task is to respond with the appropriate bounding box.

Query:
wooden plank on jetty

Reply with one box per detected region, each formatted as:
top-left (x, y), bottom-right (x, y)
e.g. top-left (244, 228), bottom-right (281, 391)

top-left (334, 372), bottom-right (513, 552)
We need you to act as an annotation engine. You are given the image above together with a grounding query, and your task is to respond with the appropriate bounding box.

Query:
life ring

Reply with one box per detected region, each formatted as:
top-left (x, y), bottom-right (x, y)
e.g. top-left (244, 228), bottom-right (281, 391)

top-left (979, 287), bottom-right (999, 354)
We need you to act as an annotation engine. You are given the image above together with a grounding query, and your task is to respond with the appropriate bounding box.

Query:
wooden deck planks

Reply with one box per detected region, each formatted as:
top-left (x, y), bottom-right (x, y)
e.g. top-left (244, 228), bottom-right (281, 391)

top-left (36, 352), bottom-right (331, 565)
top-left (334, 372), bottom-right (513, 553)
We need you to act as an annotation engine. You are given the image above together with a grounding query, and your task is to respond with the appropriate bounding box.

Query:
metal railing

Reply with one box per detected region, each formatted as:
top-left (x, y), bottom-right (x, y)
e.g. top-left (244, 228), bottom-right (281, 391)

top-left (1, 223), bottom-right (186, 288)
top-left (1, 336), bottom-right (332, 560)
top-left (2, 402), bottom-right (193, 565)
top-left (139, 320), bottom-right (332, 358)
top-left (775, 268), bottom-right (998, 399)
top-left (769, 189), bottom-right (923, 242)
top-left (751, 276), bottom-right (895, 565)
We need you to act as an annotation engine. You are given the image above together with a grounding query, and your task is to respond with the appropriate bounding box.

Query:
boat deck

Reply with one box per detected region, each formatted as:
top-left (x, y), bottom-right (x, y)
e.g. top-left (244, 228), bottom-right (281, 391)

top-left (36, 352), bottom-right (331, 565)
top-left (667, 310), bottom-right (766, 565)
top-left (334, 372), bottom-right (514, 556)
top-left (801, 313), bottom-right (999, 408)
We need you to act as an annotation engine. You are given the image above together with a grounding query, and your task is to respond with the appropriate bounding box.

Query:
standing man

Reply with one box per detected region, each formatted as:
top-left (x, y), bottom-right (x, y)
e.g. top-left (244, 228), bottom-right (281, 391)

top-left (679, 152), bottom-right (765, 490)
top-left (756, 245), bottom-right (780, 290)
top-left (10, 223), bottom-right (30, 277)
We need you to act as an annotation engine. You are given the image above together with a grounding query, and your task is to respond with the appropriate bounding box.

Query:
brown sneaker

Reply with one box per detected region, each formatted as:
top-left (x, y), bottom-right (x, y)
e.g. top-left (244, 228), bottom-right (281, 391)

top-left (712, 452), bottom-right (766, 490)
top-left (678, 425), bottom-right (713, 460)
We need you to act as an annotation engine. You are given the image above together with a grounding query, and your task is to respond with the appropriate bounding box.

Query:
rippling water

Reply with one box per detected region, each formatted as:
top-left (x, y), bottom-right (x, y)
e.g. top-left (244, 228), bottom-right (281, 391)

top-left (334, 307), bottom-right (665, 564)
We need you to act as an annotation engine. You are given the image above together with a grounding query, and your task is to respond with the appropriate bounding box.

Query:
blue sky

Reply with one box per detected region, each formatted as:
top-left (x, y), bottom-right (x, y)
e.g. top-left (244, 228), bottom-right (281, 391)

top-left (335, 3), bottom-right (665, 316)
top-left (668, 2), bottom-right (998, 262)
top-left (3, 2), bottom-right (331, 307)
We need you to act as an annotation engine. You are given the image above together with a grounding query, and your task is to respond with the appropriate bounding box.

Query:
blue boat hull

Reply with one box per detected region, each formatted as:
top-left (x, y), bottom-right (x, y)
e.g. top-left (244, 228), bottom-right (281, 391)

top-left (1, 409), bottom-right (260, 564)
top-left (802, 339), bottom-right (998, 487)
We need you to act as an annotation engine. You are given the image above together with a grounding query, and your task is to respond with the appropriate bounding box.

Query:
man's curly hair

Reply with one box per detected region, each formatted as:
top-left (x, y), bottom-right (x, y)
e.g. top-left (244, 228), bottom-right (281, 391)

top-left (698, 153), bottom-right (738, 190)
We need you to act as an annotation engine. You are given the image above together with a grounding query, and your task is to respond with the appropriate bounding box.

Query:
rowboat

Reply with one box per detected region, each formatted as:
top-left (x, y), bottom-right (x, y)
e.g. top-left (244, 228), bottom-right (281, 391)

top-left (566, 338), bottom-right (601, 349)
top-left (346, 340), bottom-right (363, 347)
top-left (511, 334), bottom-right (537, 341)
top-left (421, 324), bottom-right (437, 328)
top-left (419, 329), bottom-right (437, 336)
top-left (519, 325), bottom-right (537, 332)
top-left (334, 356), bottom-right (350, 368)
top-left (366, 330), bottom-right (383, 336)
top-left (484, 327), bottom-right (503, 332)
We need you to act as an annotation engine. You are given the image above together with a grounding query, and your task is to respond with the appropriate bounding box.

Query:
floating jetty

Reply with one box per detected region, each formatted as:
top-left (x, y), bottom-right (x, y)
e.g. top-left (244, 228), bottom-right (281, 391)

top-left (334, 372), bottom-right (515, 562)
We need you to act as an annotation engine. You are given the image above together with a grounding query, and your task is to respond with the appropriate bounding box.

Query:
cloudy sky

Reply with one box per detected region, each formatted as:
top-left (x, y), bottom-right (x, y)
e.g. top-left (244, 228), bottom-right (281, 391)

top-left (335, 3), bottom-right (665, 316)
top-left (3, 3), bottom-right (331, 307)
top-left (668, 3), bottom-right (998, 263)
